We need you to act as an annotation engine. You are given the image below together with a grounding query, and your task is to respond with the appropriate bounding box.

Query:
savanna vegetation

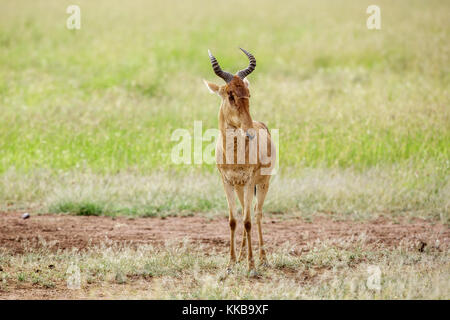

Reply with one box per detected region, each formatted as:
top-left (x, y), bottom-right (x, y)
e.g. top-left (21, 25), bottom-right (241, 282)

top-left (0, 0), bottom-right (448, 220)
top-left (0, 0), bottom-right (448, 299)
top-left (1, 240), bottom-right (448, 299)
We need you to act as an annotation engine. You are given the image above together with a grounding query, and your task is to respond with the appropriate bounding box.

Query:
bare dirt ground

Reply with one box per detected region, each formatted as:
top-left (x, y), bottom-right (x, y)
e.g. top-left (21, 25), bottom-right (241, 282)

top-left (1, 212), bottom-right (448, 254)
top-left (0, 212), bottom-right (449, 299)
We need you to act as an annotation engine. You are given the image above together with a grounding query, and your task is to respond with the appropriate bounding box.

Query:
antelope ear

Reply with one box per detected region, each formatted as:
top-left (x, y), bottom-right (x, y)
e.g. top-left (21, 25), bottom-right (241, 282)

top-left (243, 78), bottom-right (250, 88)
top-left (203, 80), bottom-right (220, 94)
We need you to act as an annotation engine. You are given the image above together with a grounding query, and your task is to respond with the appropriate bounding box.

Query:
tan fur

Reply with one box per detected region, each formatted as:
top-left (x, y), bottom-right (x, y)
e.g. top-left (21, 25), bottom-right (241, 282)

top-left (205, 76), bottom-right (276, 273)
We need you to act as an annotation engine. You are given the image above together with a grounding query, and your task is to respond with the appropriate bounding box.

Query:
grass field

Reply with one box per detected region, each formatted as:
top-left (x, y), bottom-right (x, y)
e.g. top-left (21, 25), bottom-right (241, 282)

top-left (0, 0), bottom-right (449, 299)
top-left (1, 0), bottom-right (449, 219)
top-left (0, 212), bottom-right (448, 299)
top-left (1, 241), bottom-right (448, 299)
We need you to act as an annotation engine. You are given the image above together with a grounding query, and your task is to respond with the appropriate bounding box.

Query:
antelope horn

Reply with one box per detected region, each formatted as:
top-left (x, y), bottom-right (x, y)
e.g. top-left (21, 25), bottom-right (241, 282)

top-left (236, 48), bottom-right (256, 79)
top-left (208, 49), bottom-right (234, 83)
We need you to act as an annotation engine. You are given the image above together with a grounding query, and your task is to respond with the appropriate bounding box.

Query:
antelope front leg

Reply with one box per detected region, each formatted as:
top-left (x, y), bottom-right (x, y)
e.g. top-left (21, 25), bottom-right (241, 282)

top-left (235, 186), bottom-right (246, 262)
top-left (243, 183), bottom-right (256, 273)
top-left (255, 183), bottom-right (269, 266)
top-left (222, 181), bottom-right (237, 270)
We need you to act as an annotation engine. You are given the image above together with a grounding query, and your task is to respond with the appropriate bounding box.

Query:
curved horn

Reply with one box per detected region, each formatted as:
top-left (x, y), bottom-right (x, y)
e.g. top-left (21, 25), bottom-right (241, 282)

top-left (236, 48), bottom-right (256, 79)
top-left (208, 50), bottom-right (234, 83)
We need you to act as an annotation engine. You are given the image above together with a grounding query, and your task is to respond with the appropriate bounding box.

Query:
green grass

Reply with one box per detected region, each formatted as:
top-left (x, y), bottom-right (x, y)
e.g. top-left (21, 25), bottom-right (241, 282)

top-left (1, 167), bottom-right (448, 222)
top-left (0, 0), bottom-right (449, 219)
top-left (0, 240), bottom-right (448, 299)
top-left (50, 201), bottom-right (104, 216)
top-left (1, 2), bottom-right (448, 300)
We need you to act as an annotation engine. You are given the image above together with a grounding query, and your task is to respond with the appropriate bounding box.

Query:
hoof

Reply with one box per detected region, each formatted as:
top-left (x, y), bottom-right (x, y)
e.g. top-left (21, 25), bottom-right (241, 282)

top-left (227, 260), bottom-right (236, 269)
top-left (218, 273), bottom-right (227, 281)
top-left (219, 268), bottom-right (232, 281)
top-left (259, 260), bottom-right (270, 268)
top-left (248, 269), bottom-right (260, 278)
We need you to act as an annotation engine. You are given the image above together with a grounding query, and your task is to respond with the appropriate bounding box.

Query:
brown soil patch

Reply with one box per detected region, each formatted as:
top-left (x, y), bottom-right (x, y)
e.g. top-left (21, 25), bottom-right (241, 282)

top-left (0, 212), bottom-right (449, 299)
top-left (1, 212), bottom-right (448, 254)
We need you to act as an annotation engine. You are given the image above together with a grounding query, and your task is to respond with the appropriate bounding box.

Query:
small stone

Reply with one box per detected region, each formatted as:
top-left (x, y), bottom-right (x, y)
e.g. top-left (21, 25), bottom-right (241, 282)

top-left (22, 213), bottom-right (30, 219)
top-left (434, 239), bottom-right (440, 249)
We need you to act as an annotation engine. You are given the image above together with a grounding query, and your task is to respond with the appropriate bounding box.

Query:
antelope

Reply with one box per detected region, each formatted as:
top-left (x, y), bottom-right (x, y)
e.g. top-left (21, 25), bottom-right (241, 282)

top-left (204, 48), bottom-right (276, 275)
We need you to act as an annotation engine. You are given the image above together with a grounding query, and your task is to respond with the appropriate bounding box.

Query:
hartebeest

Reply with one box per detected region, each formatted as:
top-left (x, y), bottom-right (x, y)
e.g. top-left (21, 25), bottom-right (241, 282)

top-left (204, 48), bottom-right (276, 275)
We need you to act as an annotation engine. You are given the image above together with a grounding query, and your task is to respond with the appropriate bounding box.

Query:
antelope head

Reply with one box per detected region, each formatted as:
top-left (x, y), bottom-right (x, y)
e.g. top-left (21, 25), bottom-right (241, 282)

top-left (204, 48), bottom-right (256, 140)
